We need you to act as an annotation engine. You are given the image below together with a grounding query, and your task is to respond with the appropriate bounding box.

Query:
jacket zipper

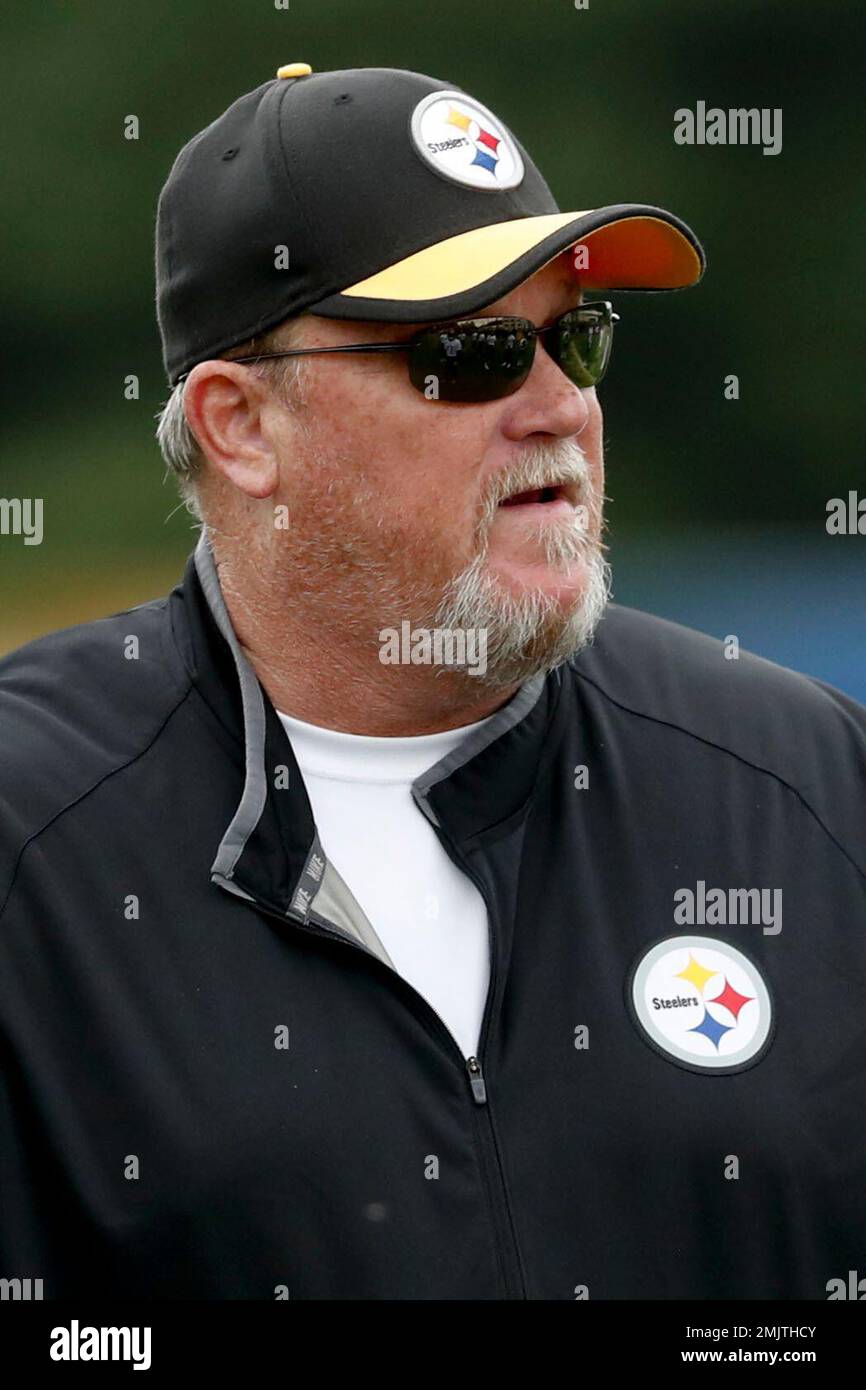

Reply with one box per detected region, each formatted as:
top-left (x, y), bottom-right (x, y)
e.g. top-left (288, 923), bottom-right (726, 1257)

top-left (414, 814), bottom-right (529, 1301)
top-left (235, 884), bottom-right (527, 1299)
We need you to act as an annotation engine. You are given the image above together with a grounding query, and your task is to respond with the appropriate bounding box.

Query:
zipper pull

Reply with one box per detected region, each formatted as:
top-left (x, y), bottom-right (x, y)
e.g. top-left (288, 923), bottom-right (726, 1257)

top-left (466, 1055), bottom-right (487, 1105)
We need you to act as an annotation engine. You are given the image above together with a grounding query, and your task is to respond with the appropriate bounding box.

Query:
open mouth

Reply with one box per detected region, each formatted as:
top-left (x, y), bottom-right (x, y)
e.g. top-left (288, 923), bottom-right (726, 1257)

top-left (499, 484), bottom-right (571, 508)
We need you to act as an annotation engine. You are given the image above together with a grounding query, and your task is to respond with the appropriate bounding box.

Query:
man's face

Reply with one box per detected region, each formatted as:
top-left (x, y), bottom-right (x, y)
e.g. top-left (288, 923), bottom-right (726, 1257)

top-left (267, 249), bottom-right (610, 692)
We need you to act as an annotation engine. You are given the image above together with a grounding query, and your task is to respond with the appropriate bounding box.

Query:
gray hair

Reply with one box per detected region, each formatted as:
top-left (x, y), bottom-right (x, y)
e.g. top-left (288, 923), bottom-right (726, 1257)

top-left (155, 318), bottom-right (310, 521)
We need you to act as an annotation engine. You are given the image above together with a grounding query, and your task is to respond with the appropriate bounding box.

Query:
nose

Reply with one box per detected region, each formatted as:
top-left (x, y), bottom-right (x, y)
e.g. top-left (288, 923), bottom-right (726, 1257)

top-left (497, 333), bottom-right (596, 443)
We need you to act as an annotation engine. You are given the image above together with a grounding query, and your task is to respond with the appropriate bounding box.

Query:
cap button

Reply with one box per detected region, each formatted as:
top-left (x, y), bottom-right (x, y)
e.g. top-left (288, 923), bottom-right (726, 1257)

top-left (276, 62), bottom-right (313, 79)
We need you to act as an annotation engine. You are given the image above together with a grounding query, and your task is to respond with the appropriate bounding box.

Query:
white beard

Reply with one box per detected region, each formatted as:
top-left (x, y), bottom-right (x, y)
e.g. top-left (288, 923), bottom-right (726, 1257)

top-left (431, 440), bottom-right (612, 690)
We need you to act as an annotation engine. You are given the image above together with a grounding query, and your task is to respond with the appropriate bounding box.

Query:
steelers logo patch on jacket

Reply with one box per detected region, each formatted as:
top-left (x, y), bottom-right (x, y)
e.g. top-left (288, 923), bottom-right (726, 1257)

top-left (627, 935), bottom-right (775, 1074)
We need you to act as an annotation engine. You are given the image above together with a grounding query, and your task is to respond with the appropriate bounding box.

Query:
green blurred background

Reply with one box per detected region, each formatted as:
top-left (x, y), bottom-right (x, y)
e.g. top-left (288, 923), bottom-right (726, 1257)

top-left (3, 0), bottom-right (864, 694)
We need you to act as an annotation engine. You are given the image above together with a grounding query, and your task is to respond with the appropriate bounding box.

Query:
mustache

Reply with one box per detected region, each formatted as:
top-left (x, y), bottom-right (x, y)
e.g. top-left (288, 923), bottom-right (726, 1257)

top-left (488, 438), bottom-right (592, 504)
top-left (476, 438), bottom-right (601, 538)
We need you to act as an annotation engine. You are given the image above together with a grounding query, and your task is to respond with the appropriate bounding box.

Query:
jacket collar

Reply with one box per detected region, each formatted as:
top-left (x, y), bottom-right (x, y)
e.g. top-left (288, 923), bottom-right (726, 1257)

top-left (178, 530), bottom-right (564, 922)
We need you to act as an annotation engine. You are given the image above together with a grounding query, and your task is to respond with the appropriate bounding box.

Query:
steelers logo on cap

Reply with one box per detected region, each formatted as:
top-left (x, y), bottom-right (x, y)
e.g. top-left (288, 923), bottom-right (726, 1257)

top-left (627, 935), bottom-right (775, 1074)
top-left (410, 90), bottom-right (525, 191)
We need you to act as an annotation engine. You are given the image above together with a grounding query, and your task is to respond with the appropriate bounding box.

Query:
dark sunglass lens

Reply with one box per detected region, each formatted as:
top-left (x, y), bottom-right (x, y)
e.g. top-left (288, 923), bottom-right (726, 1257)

top-left (557, 304), bottom-right (615, 387)
top-left (409, 319), bottom-right (535, 402)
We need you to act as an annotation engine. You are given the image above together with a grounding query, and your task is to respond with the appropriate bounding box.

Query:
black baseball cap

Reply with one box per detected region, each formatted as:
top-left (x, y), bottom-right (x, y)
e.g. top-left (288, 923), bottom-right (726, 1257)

top-left (155, 63), bottom-right (706, 386)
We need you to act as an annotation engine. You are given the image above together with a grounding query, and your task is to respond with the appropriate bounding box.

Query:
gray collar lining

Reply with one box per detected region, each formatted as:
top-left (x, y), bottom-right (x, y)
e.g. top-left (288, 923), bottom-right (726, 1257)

top-left (194, 531), bottom-right (269, 880)
top-left (411, 672), bottom-right (547, 823)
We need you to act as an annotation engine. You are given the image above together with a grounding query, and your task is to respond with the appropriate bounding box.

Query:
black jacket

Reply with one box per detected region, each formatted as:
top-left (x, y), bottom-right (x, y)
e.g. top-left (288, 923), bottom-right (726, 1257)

top-left (1, 533), bottom-right (865, 1300)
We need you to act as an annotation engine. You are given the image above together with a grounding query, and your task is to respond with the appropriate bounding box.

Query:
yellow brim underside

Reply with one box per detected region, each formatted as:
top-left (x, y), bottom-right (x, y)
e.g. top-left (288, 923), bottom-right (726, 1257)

top-left (339, 210), bottom-right (701, 301)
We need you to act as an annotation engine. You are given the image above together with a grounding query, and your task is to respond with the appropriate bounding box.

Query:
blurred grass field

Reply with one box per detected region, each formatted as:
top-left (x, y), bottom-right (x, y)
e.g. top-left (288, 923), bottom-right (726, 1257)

top-left (0, 557), bottom-right (186, 657)
top-left (0, 413), bottom-right (195, 656)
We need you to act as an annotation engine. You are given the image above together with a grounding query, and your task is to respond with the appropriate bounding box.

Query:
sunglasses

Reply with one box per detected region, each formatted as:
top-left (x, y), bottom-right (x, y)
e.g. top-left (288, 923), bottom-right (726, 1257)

top-left (226, 301), bottom-right (619, 403)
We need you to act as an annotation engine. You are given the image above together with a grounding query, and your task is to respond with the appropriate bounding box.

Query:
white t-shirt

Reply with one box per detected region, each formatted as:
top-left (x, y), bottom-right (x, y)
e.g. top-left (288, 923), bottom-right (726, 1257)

top-left (275, 707), bottom-right (498, 1059)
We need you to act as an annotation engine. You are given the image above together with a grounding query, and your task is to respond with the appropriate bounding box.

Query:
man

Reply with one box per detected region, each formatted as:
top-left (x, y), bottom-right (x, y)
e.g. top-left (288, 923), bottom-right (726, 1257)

top-left (1, 64), bottom-right (864, 1302)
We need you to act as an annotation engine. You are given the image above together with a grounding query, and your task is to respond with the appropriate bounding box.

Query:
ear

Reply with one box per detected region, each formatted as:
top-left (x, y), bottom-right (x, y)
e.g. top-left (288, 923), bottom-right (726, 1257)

top-left (183, 361), bottom-right (283, 499)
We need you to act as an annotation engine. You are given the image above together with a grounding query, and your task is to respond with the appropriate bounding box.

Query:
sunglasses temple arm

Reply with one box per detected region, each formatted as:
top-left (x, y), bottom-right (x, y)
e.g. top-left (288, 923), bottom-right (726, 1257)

top-left (231, 343), bottom-right (412, 364)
